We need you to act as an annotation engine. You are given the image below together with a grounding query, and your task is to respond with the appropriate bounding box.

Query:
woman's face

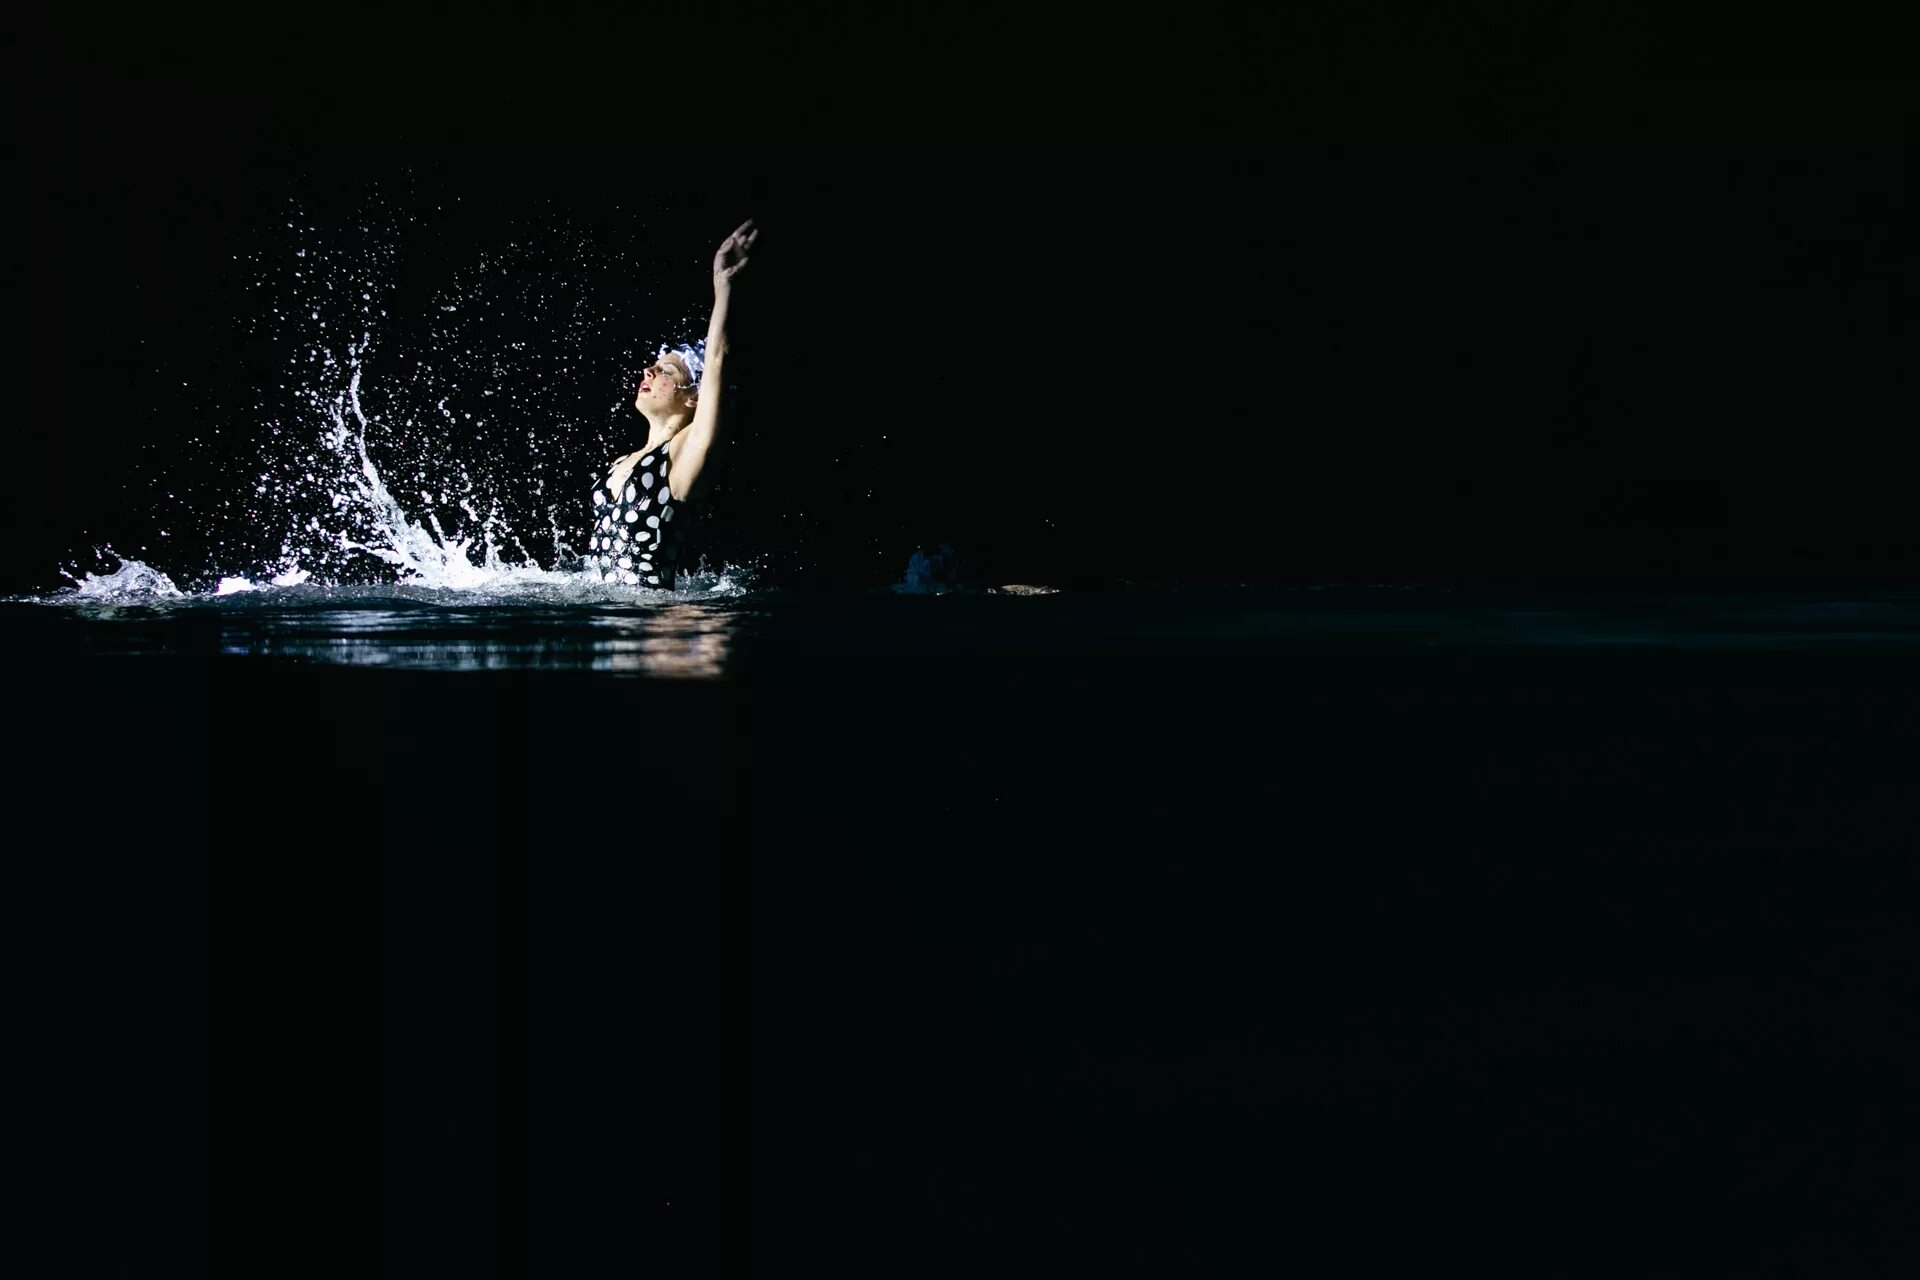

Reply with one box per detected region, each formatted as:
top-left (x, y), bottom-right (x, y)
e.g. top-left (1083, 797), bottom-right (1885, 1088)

top-left (634, 356), bottom-right (695, 413)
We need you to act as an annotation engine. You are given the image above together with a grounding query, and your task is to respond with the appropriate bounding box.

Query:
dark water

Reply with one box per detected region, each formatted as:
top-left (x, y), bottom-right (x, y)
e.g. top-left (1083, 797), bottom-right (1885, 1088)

top-left (7, 586), bottom-right (1917, 1275)
top-left (19, 583), bottom-right (1920, 667)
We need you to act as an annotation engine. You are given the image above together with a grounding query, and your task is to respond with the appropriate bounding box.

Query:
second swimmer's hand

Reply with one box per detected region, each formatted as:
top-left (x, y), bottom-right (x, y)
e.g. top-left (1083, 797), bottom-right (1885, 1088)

top-left (713, 219), bottom-right (757, 293)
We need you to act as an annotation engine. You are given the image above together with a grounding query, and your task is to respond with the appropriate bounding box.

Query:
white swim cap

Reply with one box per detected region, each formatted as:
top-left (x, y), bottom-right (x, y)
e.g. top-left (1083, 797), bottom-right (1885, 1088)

top-left (659, 340), bottom-right (706, 390)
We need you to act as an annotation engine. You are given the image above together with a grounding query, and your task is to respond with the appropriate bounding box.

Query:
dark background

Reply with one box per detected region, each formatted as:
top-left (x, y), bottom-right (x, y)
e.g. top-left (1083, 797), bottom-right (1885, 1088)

top-left (5, 8), bottom-right (1918, 1278)
top-left (5, 10), bottom-right (1915, 595)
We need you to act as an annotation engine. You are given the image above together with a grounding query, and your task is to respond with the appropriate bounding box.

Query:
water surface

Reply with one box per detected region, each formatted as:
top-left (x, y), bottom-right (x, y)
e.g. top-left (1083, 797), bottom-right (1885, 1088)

top-left (10, 577), bottom-right (1915, 1275)
top-left (12, 582), bottom-right (1920, 675)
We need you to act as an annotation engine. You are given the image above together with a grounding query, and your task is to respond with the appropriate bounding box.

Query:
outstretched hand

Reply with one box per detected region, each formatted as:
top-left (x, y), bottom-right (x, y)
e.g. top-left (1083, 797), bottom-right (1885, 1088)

top-left (713, 219), bottom-right (757, 292)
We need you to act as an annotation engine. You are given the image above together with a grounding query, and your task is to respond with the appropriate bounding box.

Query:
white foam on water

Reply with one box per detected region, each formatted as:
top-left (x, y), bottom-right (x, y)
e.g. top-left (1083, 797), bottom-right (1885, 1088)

top-left (32, 553), bottom-right (754, 608)
top-left (62, 558), bottom-right (185, 601)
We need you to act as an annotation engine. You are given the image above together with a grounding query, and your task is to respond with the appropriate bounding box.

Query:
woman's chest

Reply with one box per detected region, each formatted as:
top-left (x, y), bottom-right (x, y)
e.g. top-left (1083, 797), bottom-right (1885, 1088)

top-left (591, 451), bottom-right (681, 537)
top-left (587, 458), bottom-right (684, 585)
top-left (604, 442), bottom-right (679, 498)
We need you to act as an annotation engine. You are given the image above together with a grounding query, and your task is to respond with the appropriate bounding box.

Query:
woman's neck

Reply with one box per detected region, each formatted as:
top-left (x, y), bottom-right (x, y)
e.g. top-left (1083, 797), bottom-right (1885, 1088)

top-left (639, 410), bottom-right (694, 453)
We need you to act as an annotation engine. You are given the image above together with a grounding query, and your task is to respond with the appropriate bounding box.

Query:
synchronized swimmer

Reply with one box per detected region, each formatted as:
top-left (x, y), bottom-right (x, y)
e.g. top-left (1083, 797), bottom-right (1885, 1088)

top-left (581, 217), bottom-right (1051, 595)
top-left (585, 219), bottom-right (756, 588)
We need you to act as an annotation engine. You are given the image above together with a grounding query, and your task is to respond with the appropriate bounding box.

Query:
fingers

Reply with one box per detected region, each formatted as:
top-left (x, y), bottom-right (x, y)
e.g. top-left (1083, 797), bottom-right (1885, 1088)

top-left (715, 219), bottom-right (757, 281)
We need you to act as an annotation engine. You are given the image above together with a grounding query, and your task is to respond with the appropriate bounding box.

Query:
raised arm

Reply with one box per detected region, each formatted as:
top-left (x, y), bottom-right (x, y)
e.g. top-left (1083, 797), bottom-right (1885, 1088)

top-left (669, 219), bottom-right (756, 502)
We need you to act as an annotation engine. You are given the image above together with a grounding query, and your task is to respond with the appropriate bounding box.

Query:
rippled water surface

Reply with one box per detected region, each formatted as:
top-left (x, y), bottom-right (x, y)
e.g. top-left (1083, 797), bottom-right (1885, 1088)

top-left (9, 582), bottom-right (1920, 675)
top-left (12, 573), bottom-right (1917, 1276)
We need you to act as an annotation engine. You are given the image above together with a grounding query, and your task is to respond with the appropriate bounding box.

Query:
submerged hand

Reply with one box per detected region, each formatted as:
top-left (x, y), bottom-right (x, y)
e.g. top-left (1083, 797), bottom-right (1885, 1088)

top-left (713, 219), bottom-right (757, 292)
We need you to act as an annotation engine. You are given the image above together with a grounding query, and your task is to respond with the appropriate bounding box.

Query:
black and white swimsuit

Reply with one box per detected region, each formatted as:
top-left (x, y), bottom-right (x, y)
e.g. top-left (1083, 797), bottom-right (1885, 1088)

top-left (585, 442), bottom-right (689, 588)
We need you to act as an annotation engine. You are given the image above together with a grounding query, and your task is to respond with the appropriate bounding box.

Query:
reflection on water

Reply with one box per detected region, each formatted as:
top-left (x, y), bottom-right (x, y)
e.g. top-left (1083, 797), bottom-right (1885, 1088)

top-left (10, 584), bottom-right (1920, 677)
top-left (586, 606), bottom-right (736, 677)
top-left (208, 602), bottom-right (748, 677)
top-left (29, 555), bottom-right (763, 676)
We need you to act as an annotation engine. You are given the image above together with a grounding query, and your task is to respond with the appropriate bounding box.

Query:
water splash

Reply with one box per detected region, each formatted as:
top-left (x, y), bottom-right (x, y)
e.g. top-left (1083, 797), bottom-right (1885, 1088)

top-left (62, 556), bottom-right (184, 601)
top-left (315, 357), bottom-right (560, 590)
top-left (892, 543), bottom-right (964, 594)
top-left (92, 194), bottom-right (756, 604)
top-left (47, 363), bottom-right (759, 604)
top-left (41, 548), bottom-right (756, 607)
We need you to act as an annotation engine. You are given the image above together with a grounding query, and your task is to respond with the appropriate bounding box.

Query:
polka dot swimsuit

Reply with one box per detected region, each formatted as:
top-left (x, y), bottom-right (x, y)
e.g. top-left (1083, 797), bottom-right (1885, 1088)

top-left (586, 442), bottom-right (688, 587)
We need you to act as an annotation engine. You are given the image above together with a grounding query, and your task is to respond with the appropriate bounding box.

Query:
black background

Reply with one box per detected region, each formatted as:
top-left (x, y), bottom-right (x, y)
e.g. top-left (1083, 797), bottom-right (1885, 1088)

top-left (5, 7), bottom-right (1917, 1278)
top-left (5, 11), bottom-right (1916, 594)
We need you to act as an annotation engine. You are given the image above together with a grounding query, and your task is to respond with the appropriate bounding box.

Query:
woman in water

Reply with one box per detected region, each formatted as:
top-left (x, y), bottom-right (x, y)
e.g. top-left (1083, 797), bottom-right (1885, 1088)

top-left (586, 218), bottom-right (757, 587)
